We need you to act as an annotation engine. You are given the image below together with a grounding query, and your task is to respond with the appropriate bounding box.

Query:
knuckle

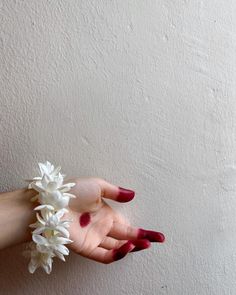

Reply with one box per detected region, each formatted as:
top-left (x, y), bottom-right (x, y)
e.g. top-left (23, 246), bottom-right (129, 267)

top-left (116, 240), bottom-right (124, 248)
top-left (86, 249), bottom-right (95, 260)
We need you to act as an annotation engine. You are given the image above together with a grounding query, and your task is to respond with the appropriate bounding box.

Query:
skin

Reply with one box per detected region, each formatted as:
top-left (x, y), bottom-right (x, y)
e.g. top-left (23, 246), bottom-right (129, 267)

top-left (0, 177), bottom-right (165, 264)
top-left (64, 177), bottom-right (165, 263)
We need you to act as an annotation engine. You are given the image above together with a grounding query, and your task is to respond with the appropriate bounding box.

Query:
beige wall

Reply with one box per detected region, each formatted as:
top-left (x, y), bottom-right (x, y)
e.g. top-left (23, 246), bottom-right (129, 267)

top-left (1, 1), bottom-right (236, 294)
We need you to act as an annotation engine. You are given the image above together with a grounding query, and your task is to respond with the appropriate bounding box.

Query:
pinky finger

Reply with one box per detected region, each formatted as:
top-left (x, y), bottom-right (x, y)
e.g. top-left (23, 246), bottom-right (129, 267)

top-left (87, 241), bottom-right (135, 264)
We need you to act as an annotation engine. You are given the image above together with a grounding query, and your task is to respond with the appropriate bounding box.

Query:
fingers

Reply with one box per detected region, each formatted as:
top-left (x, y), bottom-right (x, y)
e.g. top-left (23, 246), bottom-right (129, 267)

top-left (95, 178), bottom-right (135, 203)
top-left (108, 222), bottom-right (138, 240)
top-left (87, 241), bottom-right (135, 264)
top-left (99, 236), bottom-right (151, 254)
top-left (137, 228), bottom-right (165, 242)
top-left (99, 236), bottom-right (127, 250)
top-left (130, 239), bottom-right (151, 252)
top-left (108, 222), bottom-right (165, 243)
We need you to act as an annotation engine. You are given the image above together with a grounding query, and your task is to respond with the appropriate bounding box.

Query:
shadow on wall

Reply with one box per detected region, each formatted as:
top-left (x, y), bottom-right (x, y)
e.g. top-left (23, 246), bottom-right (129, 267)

top-left (0, 243), bottom-right (94, 295)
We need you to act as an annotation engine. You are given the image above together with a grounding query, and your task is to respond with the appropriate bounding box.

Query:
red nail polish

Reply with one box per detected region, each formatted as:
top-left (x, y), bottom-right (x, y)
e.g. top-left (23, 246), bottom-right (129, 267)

top-left (130, 239), bottom-right (151, 252)
top-left (117, 187), bottom-right (135, 202)
top-left (113, 241), bottom-right (134, 261)
top-left (138, 229), bottom-right (165, 243)
top-left (79, 212), bottom-right (91, 227)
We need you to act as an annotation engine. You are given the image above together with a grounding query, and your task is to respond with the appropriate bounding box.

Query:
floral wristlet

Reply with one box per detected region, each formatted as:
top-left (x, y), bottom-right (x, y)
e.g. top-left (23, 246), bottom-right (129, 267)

top-left (23, 161), bottom-right (76, 274)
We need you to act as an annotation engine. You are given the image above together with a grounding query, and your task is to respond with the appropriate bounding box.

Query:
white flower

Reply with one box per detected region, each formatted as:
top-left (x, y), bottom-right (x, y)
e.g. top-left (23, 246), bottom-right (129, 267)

top-left (29, 172), bottom-right (76, 194)
top-left (27, 161), bottom-right (65, 188)
top-left (34, 190), bottom-right (76, 210)
top-left (30, 208), bottom-right (72, 238)
top-left (38, 161), bottom-right (63, 178)
top-left (27, 161), bottom-right (76, 207)
top-left (33, 234), bottom-right (73, 262)
top-left (27, 242), bottom-right (54, 274)
top-left (24, 161), bottom-right (74, 274)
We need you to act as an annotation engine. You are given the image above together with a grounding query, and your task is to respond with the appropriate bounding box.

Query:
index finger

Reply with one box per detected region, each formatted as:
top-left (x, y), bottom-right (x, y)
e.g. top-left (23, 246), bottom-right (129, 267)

top-left (95, 178), bottom-right (135, 203)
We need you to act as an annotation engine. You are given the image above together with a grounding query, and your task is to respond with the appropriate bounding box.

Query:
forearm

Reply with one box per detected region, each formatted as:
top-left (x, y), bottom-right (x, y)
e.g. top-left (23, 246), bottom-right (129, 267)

top-left (0, 187), bottom-right (38, 250)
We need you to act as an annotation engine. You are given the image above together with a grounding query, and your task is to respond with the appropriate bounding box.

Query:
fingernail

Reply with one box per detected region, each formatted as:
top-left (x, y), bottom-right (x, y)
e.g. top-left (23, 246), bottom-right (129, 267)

top-left (130, 239), bottom-right (151, 252)
top-left (138, 229), bottom-right (165, 243)
top-left (117, 187), bottom-right (135, 202)
top-left (113, 241), bottom-right (135, 261)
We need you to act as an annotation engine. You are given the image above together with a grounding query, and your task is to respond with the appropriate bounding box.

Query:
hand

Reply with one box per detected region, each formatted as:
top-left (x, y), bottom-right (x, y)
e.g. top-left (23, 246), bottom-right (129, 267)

top-left (64, 177), bottom-right (165, 264)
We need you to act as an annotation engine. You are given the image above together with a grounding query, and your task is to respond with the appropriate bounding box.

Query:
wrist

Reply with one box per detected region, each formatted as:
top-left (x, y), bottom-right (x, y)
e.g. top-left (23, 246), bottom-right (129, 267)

top-left (17, 187), bottom-right (39, 244)
top-left (0, 187), bottom-right (38, 249)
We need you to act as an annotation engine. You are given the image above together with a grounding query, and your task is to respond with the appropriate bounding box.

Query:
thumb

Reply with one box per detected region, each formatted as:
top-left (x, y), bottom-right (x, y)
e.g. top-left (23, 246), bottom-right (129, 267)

top-left (95, 178), bottom-right (135, 203)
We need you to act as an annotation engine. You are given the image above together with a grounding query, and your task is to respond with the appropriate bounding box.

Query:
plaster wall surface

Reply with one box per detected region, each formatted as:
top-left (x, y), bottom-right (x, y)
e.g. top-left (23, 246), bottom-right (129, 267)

top-left (1, 1), bottom-right (236, 294)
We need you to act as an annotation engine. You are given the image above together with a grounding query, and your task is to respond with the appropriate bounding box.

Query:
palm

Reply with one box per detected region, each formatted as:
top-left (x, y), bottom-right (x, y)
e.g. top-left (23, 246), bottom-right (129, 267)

top-left (64, 177), bottom-right (165, 264)
top-left (69, 205), bottom-right (114, 250)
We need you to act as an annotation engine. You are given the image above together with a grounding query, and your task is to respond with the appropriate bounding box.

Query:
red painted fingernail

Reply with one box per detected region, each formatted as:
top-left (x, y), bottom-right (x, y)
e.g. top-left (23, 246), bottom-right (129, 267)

top-left (117, 187), bottom-right (135, 202)
top-left (113, 241), bottom-right (135, 261)
top-left (79, 212), bottom-right (91, 227)
top-left (138, 229), bottom-right (165, 243)
top-left (130, 239), bottom-right (151, 252)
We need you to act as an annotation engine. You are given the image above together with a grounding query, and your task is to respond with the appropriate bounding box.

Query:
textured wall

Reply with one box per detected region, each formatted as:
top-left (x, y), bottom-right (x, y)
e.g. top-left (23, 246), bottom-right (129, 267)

top-left (1, 1), bottom-right (236, 294)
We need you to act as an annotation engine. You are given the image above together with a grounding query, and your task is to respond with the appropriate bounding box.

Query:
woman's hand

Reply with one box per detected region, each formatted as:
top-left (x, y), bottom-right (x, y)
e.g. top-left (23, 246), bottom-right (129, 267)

top-left (64, 177), bottom-right (165, 264)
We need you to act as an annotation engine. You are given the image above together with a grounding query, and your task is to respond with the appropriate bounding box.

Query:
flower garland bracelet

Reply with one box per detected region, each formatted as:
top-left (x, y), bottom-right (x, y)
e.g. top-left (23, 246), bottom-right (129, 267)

top-left (23, 161), bottom-right (76, 274)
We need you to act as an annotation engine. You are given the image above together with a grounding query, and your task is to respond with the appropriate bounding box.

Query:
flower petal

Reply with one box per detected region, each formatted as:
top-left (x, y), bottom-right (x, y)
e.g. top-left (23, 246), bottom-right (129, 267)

top-left (41, 174), bottom-right (50, 188)
top-left (61, 219), bottom-right (73, 226)
top-left (29, 222), bottom-right (39, 228)
top-left (52, 166), bottom-right (61, 176)
top-left (36, 212), bottom-right (46, 225)
top-left (42, 263), bottom-right (51, 274)
top-left (56, 226), bottom-right (70, 238)
top-left (32, 227), bottom-right (45, 235)
top-left (54, 173), bottom-right (64, 187)
top-left (56, 237), bottom-right (73, 244)
top-left (32, 234), bottom-right (47, 245)
top-left (54, 251), bottom-right (66, 261)
top-left (55, 208), bottom-right (68, 219)
top-left (36, 244), bottom-right (52, 254)
top-left (41, 254), bottom-right (53, 274)
top-left (59, 183), bottom-right (76, 192)
top-left (55, 244), bottom-right (69, 255)
top-left (32, 177), bottom-right (43, 180)
top-left (53, 197), bottom-right (69, 210)
top-left (38, 162), bottom-right (46, 175)
top-left (46, 161), bottom-right (54, 172)
top-left (28, 260), bottom-right (38, 274)
top-left (26, 177), bottom-right (42, 183)
top-left (39, 161), bottom-right (53, 176)
top-left (47, 181), bottom-right (58, 192)
top-left (30, 195), bottom-right (38, 202)
top-left (34, 204), bottom-right (55, 211)
top-left (31, 182), bottom-right (45, 193)
top-left (63, 193), bottom-right (76, 199)
top-left (41, 208), bottom-right (51, 220)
